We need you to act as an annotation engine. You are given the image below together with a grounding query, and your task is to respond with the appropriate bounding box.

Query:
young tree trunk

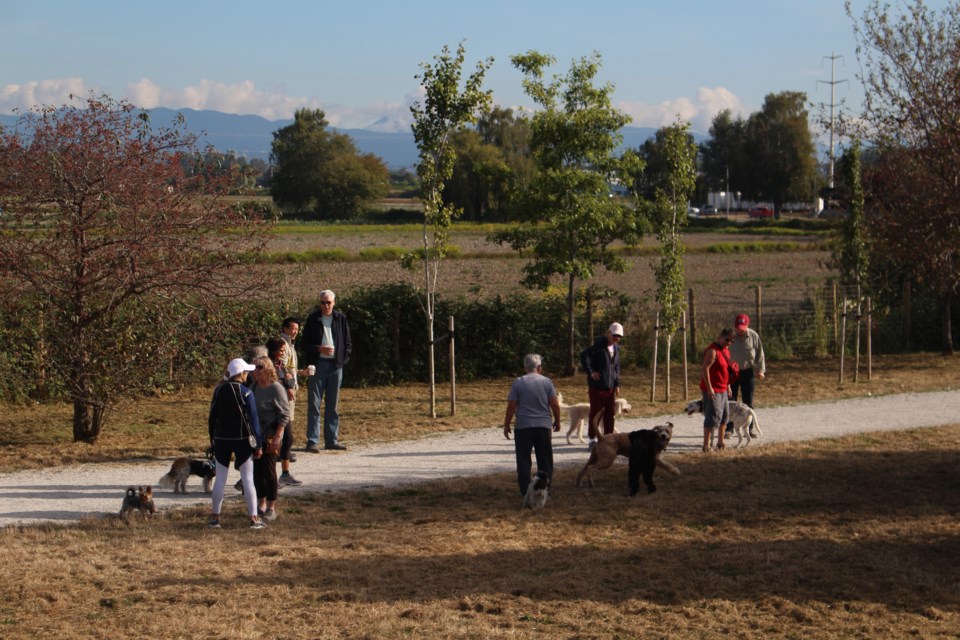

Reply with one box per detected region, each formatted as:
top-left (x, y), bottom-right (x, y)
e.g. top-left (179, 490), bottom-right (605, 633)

top-left (942, 291), bottom-right (954, 356)
top-left (566, 273), bottom-right (576, 376)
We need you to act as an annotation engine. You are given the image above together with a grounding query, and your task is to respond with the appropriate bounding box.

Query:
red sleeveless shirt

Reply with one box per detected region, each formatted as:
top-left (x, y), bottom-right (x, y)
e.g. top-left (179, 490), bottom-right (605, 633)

top-left (699, 342), bottom-right (731, 393)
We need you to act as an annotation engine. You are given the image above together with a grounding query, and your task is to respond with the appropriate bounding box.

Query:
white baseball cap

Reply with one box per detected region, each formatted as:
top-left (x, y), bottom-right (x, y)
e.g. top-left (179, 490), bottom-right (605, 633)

top-left (608, 322), bottom-right (624, 337)
top-left (224, 358), bottom-right (256, 380)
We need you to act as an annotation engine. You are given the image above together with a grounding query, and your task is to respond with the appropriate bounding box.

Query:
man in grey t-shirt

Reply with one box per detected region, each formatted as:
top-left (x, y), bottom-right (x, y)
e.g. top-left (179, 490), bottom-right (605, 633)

top-left (503, 354), bottom-right (561, 497)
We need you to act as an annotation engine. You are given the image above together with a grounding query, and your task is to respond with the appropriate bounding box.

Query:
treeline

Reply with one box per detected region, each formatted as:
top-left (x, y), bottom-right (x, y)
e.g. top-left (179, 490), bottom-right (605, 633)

top-left (1, 280), bottom-right (952, 404)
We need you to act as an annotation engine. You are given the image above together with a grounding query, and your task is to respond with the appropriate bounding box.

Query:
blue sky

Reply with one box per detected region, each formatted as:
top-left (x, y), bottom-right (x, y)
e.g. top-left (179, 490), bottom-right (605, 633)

top-left (0, 1), bottom-right (935, 134)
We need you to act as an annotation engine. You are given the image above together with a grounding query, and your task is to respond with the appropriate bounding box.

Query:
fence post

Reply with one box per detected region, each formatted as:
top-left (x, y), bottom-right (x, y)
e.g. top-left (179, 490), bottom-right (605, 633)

top-left (449, 316), bottom-right (456, 416)
top-left (865, 296), bottom-right (872, 381)
top-left (665, 334), bottom-right (672, 403)
top-left (681, 309), bottom-right (689, 401)
top-left (854, 286), bottom-right (862, 383)
top-left (832, 282), bottom-right (839, 355)
top-left (839, 298), bottom-right (847, 384)
top-left (650, 310), bottom-right (660, 403)
top-left (688, 288), bottom-right (697, 355)
top-left (755, 285), bottom-right (762, 335)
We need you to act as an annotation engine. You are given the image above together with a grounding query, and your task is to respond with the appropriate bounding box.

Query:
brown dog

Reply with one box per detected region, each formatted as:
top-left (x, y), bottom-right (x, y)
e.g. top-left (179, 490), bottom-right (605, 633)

top-left (575, 423), bottom-right (679, 489)
top-left (119, 486), bottom-right (156, 521)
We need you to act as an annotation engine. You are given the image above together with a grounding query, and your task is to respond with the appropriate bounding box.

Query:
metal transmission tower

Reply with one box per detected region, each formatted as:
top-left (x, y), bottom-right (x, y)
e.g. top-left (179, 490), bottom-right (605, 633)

top-left (817, 52), bottom-right (848, 189)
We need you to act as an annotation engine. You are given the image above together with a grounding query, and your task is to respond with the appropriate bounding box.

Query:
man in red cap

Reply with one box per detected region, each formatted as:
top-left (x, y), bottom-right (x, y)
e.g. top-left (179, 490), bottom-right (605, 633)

top-left (727, 313), bottom-right (765, 437)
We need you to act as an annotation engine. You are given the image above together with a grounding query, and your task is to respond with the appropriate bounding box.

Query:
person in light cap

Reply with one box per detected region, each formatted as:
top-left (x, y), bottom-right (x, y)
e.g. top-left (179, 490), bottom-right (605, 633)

top-left (208, 358), bottom-right (265, 529)
top-left (579, 322), bottom-right (624, 444)
top-left (727, 313), bottom-right (765, 437)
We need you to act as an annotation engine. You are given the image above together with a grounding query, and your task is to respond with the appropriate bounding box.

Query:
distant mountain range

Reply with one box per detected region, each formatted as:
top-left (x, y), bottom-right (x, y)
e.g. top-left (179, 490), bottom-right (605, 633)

top-left (1, 107), bottom-right (706, 169)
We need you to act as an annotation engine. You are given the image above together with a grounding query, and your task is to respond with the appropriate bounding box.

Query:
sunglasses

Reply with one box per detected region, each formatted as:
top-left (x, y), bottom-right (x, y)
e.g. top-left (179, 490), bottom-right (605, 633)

top-left (320, 301), bottom-right (333, 306)
top-left (255, 365), bottom-right (265, 370)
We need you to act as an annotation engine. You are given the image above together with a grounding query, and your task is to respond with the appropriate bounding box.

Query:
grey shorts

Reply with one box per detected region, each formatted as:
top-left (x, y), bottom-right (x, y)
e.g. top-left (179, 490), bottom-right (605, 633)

top-left (702, 390), bottom-right (729, 430)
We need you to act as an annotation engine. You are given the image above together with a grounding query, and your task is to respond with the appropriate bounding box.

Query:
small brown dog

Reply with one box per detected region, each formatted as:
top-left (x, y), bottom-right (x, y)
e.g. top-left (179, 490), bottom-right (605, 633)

top-left (119, 486), bottom-right (156, 521)
top-left (575, 424), bottom-right (679, 490)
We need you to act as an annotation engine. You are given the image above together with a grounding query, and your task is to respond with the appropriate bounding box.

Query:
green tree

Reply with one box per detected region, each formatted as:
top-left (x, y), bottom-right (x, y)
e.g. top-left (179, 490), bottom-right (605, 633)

top-left (0, 95), bottom-right (268, 442)
top-left (492, 51), bottom-right (645, 374)
top-left (444, 128), bottom-right (511, 220)
top-left (847, 0), bottom-right (960, 353)
top-left (409, 42), bottom-right (492, 417)
top-left (743, 92), bottom-right (819, 216)
top-left (700, 109), bottom-right (749, 210)
top-left (270, 109), bottom-right (387, 218)
top-left (831, 142), bottom-right (869, 288)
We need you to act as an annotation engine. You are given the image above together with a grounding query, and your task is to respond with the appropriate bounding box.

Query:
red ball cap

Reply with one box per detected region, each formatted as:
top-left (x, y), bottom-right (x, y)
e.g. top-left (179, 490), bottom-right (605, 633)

top-left (735, 314), bottom-right (750, 328)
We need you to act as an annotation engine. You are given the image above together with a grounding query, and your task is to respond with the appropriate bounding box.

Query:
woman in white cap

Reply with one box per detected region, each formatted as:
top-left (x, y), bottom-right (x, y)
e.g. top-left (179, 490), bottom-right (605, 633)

top-left (207, 358), bottom-right (266, 529)
top-left (579, 322), bottom-right (624, 443)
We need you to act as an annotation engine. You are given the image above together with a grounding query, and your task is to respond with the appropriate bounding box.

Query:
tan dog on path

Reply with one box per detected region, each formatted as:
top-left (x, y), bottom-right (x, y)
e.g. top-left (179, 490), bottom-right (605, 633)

top-left (557, 392), bottom-right (592, 444)
top-left (558, 393), bottom-right (632, 444)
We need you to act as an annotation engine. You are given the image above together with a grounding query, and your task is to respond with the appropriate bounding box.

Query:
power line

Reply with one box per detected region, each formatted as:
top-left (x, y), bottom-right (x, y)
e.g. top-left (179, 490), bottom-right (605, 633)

top-left (817, 53), bottom-right (849, 189)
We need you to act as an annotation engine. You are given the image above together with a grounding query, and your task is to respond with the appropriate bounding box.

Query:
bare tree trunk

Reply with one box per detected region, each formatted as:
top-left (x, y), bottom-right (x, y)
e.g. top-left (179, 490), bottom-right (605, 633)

top-left (650, 310), bottom-right (660, 402)
top-left (449, 315), bottom-right (456, 416)
top-left (566, 273), bottom-right (576, 376)
top-left (665, 334), bottom-right (672, 403)
top-left (942, 290), bottom-right (955, 356)
top-left (682, 309), bottom-right (689, 401)
top-left (424, 220), bottom-right (436, 418)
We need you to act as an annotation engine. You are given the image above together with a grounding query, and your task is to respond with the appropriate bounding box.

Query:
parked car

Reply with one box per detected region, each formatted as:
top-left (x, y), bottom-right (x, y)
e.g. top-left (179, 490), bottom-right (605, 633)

top-left (748, 206), bottom-right (775, 218)
top-left (700, 204), bottom-right (719, 215)
top-left (687, 205), bottom-right (700, 217)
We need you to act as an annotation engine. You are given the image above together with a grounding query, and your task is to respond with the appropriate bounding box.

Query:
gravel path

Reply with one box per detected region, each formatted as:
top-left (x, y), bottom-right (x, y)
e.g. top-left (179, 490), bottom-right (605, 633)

top-left (2, 390), bottom-right (958, 527)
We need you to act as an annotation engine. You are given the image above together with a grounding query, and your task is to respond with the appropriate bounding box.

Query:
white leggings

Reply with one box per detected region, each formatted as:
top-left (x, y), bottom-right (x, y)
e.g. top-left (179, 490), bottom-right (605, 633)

top-left (211, 457), bottom-right (258, 517)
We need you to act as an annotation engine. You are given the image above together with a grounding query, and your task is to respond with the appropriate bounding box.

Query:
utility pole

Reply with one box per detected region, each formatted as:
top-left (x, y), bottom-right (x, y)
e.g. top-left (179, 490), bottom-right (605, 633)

top-left (817, 52), bottom-right (848, 189)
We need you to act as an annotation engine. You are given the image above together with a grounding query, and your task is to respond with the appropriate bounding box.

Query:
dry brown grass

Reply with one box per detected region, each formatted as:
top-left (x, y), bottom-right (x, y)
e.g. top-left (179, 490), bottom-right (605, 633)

top-left (0, 355), bottom-right (958, 637)
top-left (1, 423), bottom-right (957, 639)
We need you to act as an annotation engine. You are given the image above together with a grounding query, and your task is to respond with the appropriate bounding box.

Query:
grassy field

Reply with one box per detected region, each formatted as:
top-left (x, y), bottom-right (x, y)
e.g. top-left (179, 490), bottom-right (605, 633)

top-left (0, 357), bottom-right (959, 637)
top-left (1, 399), bottom-right (957, 637)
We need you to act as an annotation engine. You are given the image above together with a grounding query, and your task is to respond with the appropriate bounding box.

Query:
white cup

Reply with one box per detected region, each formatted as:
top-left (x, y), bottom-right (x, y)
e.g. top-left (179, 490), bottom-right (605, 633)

top-left (307, 365), bottom-right (316, 376)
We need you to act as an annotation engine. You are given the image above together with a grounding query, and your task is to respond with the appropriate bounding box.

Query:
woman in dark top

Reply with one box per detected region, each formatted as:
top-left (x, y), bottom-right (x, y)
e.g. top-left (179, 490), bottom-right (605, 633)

top-left (208, 358), bottom-right (266, 530)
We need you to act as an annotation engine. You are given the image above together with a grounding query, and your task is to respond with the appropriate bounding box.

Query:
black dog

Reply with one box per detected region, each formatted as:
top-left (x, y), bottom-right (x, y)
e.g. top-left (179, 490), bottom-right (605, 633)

top-left (627, 424), bottom-right (676, 496)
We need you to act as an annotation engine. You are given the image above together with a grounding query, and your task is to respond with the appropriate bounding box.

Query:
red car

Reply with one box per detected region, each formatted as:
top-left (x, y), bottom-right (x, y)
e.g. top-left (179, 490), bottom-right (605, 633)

top-left (748, 206), bottom-right (775, 218)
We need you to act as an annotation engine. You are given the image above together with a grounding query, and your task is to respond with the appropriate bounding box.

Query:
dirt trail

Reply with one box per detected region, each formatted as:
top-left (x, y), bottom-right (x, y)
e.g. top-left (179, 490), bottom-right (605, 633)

top-left (2, 390), bottom-right (958, 527)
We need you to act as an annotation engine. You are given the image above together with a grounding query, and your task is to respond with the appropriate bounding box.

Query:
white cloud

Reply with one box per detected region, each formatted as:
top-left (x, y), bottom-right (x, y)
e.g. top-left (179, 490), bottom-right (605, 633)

top-left (0, 78), bottom-right (96, 113)
top-left (618, 86), bottom-right (749, 132)
top-left (1, 78), bottom-right (748, 135)
top-left (0, 77), bottom-right (417, 130)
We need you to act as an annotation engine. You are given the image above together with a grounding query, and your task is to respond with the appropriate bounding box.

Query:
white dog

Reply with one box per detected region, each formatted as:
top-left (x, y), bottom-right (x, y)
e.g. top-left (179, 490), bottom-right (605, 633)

top-left (522, 471), bottom-right (550, 509)
top-left (684, 399), bottom-right (762, 448)
top-left (558, 392), bottom-right (631, 444)
top-left (557, 392), bottom-right (592, 444)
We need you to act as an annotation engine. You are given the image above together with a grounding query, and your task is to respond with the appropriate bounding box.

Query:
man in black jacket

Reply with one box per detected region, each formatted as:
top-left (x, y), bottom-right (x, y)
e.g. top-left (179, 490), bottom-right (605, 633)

top-left (579, 322), bottom-right (623, 443)
top-left (301, 290), bottom-right (352, 451)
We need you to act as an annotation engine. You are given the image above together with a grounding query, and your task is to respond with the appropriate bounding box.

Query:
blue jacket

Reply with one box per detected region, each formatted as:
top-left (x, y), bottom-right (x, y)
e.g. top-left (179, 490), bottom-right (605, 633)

top-left (580, 336), bottom-right (621, 390)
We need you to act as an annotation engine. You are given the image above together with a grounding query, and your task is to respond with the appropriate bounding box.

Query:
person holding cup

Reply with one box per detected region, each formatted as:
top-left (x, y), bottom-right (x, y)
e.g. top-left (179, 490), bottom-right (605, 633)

top-left (302, 289), bottom-right (352, 452)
